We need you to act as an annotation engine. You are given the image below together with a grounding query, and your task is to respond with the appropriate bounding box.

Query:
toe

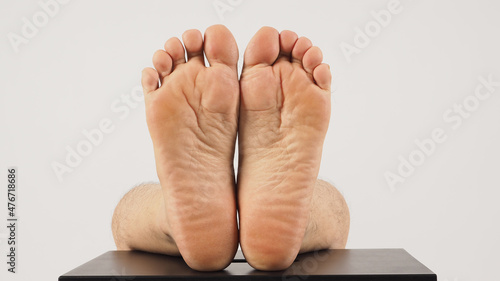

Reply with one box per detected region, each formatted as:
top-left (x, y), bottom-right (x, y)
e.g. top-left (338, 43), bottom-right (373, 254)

top-left (164, 37), bottom-right (186, 68)
top-left (291, 37), bottom-right (312, 64)
top-left (303, 46), bottom-right (323, 74)
top-left (279, 30), bottom-right (298, 59)
top-left (141, 67), bottom-right (159, 95)
top-left (313, 63), bottom-right (332, 91)
top-left (182, 29), bottom-right (204, 64)
top-left (243, 26), bottom-right (279, 67)
top-left (204, 24), bottom-right (238, 69)
top-left (152, 50), bottom-right (173, 82)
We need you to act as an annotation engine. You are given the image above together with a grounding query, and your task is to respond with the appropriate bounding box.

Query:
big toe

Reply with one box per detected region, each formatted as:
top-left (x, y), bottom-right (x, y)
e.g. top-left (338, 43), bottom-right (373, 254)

top-left (243, 26), bottom-right (280, 67)
top-left (204, 24), bottom-right (239, 69)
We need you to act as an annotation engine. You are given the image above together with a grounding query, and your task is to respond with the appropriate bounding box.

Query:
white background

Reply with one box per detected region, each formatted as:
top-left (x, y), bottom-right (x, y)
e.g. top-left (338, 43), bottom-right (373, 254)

top-left (1, 0), bottom-right (499, 280)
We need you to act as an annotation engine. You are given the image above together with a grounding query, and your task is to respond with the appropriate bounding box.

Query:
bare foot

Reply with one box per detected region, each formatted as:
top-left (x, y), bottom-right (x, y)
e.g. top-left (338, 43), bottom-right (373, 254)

top-left (237, 27), bottom-right (332, 271)
top-left (141, 25), bottom-right (239, 271)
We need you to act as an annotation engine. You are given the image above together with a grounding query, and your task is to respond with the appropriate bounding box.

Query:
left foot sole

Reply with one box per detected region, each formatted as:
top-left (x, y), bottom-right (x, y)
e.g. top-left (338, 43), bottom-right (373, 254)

top-left (237, 27), bottom-right (332, 271)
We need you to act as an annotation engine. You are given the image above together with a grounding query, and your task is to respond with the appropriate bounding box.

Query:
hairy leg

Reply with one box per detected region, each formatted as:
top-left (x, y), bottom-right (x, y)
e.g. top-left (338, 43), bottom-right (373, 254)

top-left (112, 183), bottom-right (178, 255)
top-left (301, 179), bottom-right (350, 253)
top-left (111, 180), bottom-right (349, 258)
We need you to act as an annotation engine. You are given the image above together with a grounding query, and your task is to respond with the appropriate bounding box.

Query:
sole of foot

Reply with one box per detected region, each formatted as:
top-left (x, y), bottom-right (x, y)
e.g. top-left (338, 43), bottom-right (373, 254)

top-left (237, 27), bottom-right (332, 271)
top-left (141, 25), bottom-right (240, 271)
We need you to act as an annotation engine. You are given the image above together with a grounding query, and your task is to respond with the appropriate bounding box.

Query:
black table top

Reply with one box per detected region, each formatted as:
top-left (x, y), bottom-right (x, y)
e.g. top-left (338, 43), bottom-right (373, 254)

top-left (59, 249), bottom-right (436, 281)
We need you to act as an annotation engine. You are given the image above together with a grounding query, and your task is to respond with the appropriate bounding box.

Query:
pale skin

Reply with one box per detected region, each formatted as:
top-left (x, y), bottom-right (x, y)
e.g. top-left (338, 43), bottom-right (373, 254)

top-left (111, 25), bottom-right (350, 272)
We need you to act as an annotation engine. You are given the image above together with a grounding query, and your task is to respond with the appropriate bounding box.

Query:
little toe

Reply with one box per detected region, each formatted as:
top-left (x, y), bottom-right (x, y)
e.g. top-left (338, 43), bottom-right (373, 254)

top-left (313, 63), bottom-right (332, 91)
top-left (182, 29), bottom-right (204, 64)
top-left (302, 46), bottom-right (323, 74)
top-left (291, 37), bottom-right (313, 64)
top-left (204, 24), bottom-right (239, 69)
top-left (164, 37), bottom-right (186, 68)
top-left (243, 26), bottom-right (280, 67)
top-left (279, 30), bottom-right (298, 60)
top-left (141, 67), bottom-right (159, 95)
top-left (152, 50), bottom-right (173, 82)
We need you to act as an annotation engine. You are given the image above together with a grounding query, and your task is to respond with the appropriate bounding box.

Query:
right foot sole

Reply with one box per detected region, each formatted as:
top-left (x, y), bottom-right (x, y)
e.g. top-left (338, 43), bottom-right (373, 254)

top-left (141, 25), bottom-right (240, 271)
